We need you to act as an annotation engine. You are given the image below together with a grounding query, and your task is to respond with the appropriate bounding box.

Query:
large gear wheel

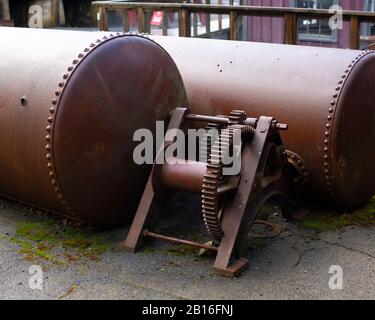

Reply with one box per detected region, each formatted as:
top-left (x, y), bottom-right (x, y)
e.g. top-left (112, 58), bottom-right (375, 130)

top-left (201, 111), bottom-right (255, 240)
top-left (199, 110), bottom-right (246, 163)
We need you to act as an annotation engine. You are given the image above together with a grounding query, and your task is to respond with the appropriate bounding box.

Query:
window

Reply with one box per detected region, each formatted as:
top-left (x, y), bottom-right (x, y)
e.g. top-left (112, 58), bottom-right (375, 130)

top-left (293, 0), bottom-right (339, 42)
top-left (366, 0), bottom-right (375, 36)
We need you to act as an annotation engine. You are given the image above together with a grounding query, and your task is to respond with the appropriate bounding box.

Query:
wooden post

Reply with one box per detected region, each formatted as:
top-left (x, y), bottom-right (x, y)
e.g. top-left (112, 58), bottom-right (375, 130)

top-left (192, 12), bottom-right (198, 36)
top-left (98, 6), bottom-right (109, 31)
top-left (178, 9), bottom-right (191, 37)
top-left (145, 10), bottom-right (152, 33)
top-left (123, 9), bottom-right (129, 32)
top-left (50, 0), bottom-right (58, 27)
top-left (0, 0), bottom-right (11, 20)
top-left (284, 13), bottom-right (297, 45)
top-left (218, 0), bottom-right (222, 31)
top-left (229, 10), bottom-right (238, 40)
top-left (205, 0), bottom-right (211, 34)
top-left (137, 8), bottom-right (144, 33)
top-left (102, 7), bottom-right (109, 31)
top-left (162, 11), bottom-right (168, 36)
top-left (350, 15), bottom-right (360, 50)
top-left (98, 6), bottom-right (104, 31)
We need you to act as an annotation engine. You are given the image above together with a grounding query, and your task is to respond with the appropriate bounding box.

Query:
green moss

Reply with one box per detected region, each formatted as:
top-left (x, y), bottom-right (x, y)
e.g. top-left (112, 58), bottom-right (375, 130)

top-left (62, 238), bottom-right (93, 249)
top-left (16, 222), bottom-right (52, 242)
top-left (11, 237), bottom-right (33, 253)
top-left (89, 239), bottom-right (110, 255)
top-left (299, 196), bottom-right (375, 232)
top-left (10, 235), bottom-right (65, 264)
top-left (9, 218), bottom-right (111, 265)
top-left (34, 249), bottom-right (55, 261)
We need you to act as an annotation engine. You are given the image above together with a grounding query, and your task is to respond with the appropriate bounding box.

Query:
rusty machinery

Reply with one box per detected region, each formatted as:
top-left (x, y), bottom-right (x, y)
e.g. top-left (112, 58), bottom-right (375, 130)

top-left (1, 28), bottom-right (375, 276)
top-left (124, 37), bottom-right (375, 276)
top-left (123, 108), bottom-right (295, 277)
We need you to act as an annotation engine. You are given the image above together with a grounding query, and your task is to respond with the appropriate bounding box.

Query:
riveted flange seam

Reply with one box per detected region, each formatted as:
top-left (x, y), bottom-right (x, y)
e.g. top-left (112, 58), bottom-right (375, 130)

top-left (323, 50), bottom-right (374, 201)
top-left (45, 32), bottom-right (151, 223)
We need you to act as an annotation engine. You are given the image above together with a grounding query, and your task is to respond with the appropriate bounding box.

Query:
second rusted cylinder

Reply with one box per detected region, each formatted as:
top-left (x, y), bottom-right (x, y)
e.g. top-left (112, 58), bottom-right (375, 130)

top-left (151, 36), bottom-right (375, 209)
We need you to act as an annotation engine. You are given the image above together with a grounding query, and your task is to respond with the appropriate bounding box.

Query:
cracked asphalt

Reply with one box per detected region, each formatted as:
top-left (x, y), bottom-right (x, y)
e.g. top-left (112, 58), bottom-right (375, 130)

top-left (1, 193), bottom-right (375, 300)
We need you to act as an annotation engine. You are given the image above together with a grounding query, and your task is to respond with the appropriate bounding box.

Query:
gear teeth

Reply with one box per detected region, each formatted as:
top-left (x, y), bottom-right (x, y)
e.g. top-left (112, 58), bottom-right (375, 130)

top-left (228, 110), bottom-right (247, 125)
top-left (202, 184), bottom-right (217, 191)
top-left (202, 191), bottom-right (215, 197)
top-left (200, 123), bottom-right (221, 163)
top-left (202, 194), bottom-right (215, 199)
top-left (204, 173), bottom-right (219, 179)
top-left (206, 163), bottom-right (221, 170)
top-left (201, 110), bottom-right (256, 240)
top-left (203, 179), bottom-right (219, 185)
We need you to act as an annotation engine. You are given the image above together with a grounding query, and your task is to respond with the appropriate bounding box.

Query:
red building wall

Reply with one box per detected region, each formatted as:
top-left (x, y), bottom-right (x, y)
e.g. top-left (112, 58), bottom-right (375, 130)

top-left (245, 0), bottom-right (366, 48)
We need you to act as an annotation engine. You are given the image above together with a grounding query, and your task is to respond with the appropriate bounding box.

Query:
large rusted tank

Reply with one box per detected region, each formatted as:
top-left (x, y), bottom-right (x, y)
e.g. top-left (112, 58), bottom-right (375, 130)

top-left (0, 28), bottom-right (187, 228)
top-left (150, 36), bottom-right (375, 209)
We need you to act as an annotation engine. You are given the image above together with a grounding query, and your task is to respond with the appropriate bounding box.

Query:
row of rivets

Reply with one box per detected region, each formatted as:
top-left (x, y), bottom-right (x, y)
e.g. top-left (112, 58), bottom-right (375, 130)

top-left (287, 151), bottom-right (309, 184)
top-left (323, 50), bottom-right (372, 200)
top-left (45, 32), bottom-right (127, 222)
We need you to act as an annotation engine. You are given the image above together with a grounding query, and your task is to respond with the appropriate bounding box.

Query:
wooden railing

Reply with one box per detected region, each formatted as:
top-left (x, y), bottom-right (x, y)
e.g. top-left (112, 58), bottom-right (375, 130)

top-left (92, 1), bottom-right (375, 49)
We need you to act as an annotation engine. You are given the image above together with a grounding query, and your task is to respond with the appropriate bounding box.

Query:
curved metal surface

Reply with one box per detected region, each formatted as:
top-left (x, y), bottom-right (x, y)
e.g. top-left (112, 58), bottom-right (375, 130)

top-left (0, 28), bottom-right (187, 227)
top-left (150, 35), bottom-right (375, 208)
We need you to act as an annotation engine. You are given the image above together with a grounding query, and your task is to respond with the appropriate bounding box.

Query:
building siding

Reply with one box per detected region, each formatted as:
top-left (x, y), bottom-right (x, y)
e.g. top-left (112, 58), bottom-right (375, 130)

top-left (245, 0), bottom-right (367, 48)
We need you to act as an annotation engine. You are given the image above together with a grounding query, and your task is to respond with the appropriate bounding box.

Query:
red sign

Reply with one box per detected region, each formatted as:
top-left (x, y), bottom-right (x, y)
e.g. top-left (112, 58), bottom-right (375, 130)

top-left (151, 11), bottom-right (163, 26)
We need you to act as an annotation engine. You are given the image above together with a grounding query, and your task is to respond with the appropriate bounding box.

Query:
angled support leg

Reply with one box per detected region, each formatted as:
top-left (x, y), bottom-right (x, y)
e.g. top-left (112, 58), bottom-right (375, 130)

top-left (213, 117), bottom-right (275, 277)
top-left (122, 108), bottom-right (188, 253)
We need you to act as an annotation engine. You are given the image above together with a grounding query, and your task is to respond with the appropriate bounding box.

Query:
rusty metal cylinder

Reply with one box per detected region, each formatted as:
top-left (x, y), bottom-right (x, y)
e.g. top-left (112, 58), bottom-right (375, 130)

top-left (160, 158), bottom-right (206, 193)
top-left (0, 28), bottom-right (187, 228)
top-left (150, 36), bottom-right (375, 208)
